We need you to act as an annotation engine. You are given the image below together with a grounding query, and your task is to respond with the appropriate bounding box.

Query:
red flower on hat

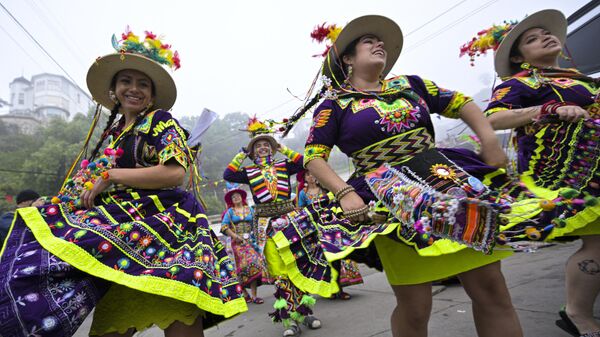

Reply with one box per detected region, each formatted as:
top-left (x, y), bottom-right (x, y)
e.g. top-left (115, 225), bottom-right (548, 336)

top-left (172, 51), bottom-right (181, 70)
top-left (144, 31), bottom-right (157, 40)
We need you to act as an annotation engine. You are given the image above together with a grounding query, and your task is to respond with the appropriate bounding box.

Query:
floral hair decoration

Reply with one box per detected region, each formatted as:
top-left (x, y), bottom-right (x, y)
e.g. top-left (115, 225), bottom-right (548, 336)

top-left (241, 116), bottom-right (289, 136)
top-left (310, 23), bottom-right (343, 57)
top-left (112, 27), bottom-right (181, 70)
top-left (459, 21), bottom-right (517, 66)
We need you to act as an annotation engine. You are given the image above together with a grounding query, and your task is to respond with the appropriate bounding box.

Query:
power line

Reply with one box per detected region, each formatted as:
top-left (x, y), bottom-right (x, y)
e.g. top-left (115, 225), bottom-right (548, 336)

top-left (0, 22), bottom-right (45, 70)
top-left (404, 0), bottom-right (499, 53)
top-left (0, 1), bottom-right (84, 90)
top-left (259, 0), bottom-right (471, 121)
top-left (28, 0), bottom-right (88, 70)
top-left (405, 0), bottom-right (468, 37)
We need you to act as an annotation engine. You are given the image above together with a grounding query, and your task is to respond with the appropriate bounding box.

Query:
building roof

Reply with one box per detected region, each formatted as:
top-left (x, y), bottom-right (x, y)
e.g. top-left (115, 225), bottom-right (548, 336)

top-left (29, 73), bottom-right (93, 101)
top-left (10, 76), bottom-right (31, 85)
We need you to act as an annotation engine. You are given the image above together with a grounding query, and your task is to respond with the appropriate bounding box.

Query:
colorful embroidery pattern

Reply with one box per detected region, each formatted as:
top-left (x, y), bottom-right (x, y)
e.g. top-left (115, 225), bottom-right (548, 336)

top-left (430, 164), bottom-right (456, 180)
top-left (440, 90), bottom-right (472, 118)
top-left (227, 152), bottom-right (247, 172)
top-left (304, 144), bottom-right (332, 166)
top-left (490, 87), bottom-right (511, 102)
top-left (423, 79), bottom-right (439, 96)
top-left (16, 190), bottom-right (246, 318)
top-left (314, 109), bottom-right (332, 128)
top-left (372, 98), bottom-right (422, 133)
top-left (279, 145), bottom-right (302, 164)
top-left (365, 161), bottom-right (503, 254)
top-left (246, 161), bottom-right (291, 203)
top-left (158, 142), bottom-right (189, 169)
top-left (350, 127), bottom-right (434, 176)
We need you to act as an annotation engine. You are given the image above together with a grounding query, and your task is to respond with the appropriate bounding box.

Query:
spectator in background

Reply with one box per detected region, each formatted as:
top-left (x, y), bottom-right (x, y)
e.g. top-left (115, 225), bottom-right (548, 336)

top-left (0, 189), bottom-right (43, 247)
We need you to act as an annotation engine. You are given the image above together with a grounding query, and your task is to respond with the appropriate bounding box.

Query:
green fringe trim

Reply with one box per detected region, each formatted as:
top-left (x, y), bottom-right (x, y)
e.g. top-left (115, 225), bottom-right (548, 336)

top-left (14, 207), bottom-right (248, 318)
top-left (281, 318), bottom-right (293, 328)
top-left (273, 298), bottom-right (288, 310)
top-left (290, 311), bottom-right (305, 323)
top-left (299, 294), bottom-right (316, 308)
top-left (271, 233), bottom-right (340, 297)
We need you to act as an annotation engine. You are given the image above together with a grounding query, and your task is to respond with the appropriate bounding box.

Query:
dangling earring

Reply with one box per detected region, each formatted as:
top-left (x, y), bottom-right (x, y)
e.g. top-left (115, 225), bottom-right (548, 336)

top-left (344, 65), bottom-right (353, 86)
top-left (145, 101), bottom-right (154, 111)
top-left (559, 50), bottom-right (571, 61)
top-left (108, 90), bottom-right (118, 104)
top-left (520, 62), bottom-right (531, 70)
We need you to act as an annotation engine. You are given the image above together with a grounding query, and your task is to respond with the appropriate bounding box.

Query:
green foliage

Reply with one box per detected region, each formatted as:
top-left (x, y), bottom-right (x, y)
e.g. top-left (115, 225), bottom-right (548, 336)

top-left (0, 109), bottom-right (105, 213)
top-left (1, 111), bottom-right (353, 215)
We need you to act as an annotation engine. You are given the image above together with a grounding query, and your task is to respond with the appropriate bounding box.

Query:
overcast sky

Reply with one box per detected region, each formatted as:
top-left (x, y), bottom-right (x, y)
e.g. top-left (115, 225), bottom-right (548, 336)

top-left (0, 0), bottom-right (587, 122)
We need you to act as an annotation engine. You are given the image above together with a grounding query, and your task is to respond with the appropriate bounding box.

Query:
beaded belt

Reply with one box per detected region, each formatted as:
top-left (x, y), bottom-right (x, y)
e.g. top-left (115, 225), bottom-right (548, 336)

top-left (350, 127), bottom-right (435, 177)
top-left (254, 199), bottom-right (295, 217)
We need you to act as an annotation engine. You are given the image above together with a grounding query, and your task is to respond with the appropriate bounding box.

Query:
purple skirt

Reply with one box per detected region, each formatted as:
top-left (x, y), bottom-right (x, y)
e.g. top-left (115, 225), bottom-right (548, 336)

top-left (0, 187), bottom-right (246, 336)
top-left (0, 221), bottom-right (107, 337)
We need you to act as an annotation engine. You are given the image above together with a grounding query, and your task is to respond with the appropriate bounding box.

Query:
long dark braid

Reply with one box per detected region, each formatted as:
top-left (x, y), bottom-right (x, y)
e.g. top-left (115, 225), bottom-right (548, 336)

top-left (282, 85), bottom-right (327, 138)
top-left (89, 103), bottom-right (120, 160)
top-left (283, 38), bottom-right (361, 138)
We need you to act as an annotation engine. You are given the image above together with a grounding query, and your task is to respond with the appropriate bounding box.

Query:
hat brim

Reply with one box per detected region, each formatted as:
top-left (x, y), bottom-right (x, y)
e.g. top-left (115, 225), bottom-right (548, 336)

top-left (323, 15), bottom-right (403, 83)
top-left (87, 53), bottom-right (177, 110)
top-left (494, 9), bottom-right (567, 78)
top-left (247, 135), bottom-right (278, 159)
top-left (224, 188), bottom-right (247, 206)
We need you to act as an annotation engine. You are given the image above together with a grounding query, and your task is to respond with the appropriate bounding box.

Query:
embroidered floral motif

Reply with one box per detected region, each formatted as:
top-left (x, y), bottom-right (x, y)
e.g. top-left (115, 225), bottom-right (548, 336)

top-left (430, 164), bottom-right (456, 180)
top-left (160, 128), bottom-right (180, 146)
top-left (372, 98), bottom-right (421, 133)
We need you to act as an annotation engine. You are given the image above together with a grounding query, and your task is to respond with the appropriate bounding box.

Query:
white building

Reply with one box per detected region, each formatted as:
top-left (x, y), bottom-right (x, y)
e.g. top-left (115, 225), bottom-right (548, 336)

top-left (6, 73), bottom-right (93, 121)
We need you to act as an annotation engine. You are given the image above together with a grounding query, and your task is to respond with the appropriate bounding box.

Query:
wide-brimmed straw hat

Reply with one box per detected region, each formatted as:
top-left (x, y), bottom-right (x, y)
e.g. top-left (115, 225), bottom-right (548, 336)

top-left (317, 15), bottom-right (403, 84)
top-left (87, 29), bottom-right (180, 110)
top-left (460, 10), bottom-right (566, 78)
top-left (247, 135), bottom-right (278, 160)
top-left (494, 9), bottom-right (566, 78)
top-left (241, 116), bottom-right (281, 159)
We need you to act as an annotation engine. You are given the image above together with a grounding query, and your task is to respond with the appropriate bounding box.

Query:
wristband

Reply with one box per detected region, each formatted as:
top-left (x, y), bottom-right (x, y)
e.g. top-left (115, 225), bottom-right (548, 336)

top-left (335, 185), bottom-right (356, 201)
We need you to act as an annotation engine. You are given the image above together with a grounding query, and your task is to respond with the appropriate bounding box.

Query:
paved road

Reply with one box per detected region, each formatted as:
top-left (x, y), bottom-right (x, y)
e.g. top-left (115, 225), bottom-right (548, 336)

top-left (74, 241), bottom-right (599, 337)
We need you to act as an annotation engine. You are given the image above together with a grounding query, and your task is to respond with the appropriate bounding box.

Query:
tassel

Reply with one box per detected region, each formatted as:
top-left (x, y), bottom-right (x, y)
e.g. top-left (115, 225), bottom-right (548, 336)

top-left (269, 311), bottom-right (282, 323)
top-left (295, 304), bottom-right (313, 317)
top-left (269, 308), bottom-right (291, 322)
